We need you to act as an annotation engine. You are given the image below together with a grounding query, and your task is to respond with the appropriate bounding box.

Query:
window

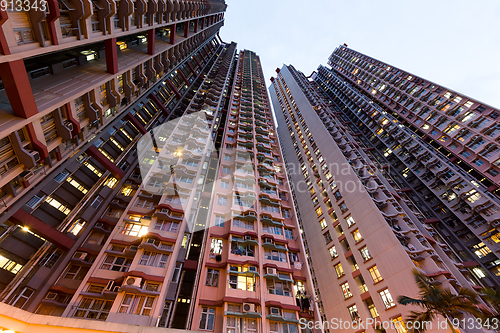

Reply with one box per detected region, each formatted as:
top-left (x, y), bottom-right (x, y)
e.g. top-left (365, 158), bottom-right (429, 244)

top-left (270, 321), bottom-right (299, 333)
top-left (139, 251), bottom-right (169, 268)
top-left (334, 263), bottom-right (344, 277)
top-left (100, 255), bottom-right (132, 272)
top-left (264, 250), bottom-right (287, 262)
top-left (348, 305), bottom-right (360, 322)
top-left (471, 242), bottom-right (492, 258)
top-left (45, 196), bottom-right (71, 215)
top-left (282, 209), bottom-right (291, 218)
top-left (285, 229), bottom-right (294, 240)
top-left (154, 219), bottom-right (179, 232)
top-left (319, 218), bottom-right (327, 230)
top-left (210, 238), bottom-right (223, 255)
top-left (172, 263), bottom-right (182, 283)
top-left (214, 215), bottom-right (226, 227)
top-left (233, 218), bottom-right (254, 230)
top-left (222, 166), bottom-right (231, 174)
top-left (460, 150), bottom-right (471, 158)
top-left (473, 159), bottom-right (484, 167)
top-left (334, 191), bottom-right (342, 201)
top-left (227, 317), bottom-right (257, 333)
top-left (230, 274), bottom-right (256, 291)
top-left (392, 316), bottom-right (408, 333)
top-left (379, 289), bottom-right (395, 308)
top-left (339, 202), bottom-right (348, 214)
top-left (224, 154), bottom-right (232, 161)
top-left (119, 294), bottom-right (156, 316)
top-left (122, 223), bottom-right (148, 236)
top-left (368, 266), bottom-right (383, 283)
top-left (218, 196), bottom-right (227, 206)
top-left (66, 176), bottom-right (89, 194)
top-left (220, 180), bottom-right (229, 189)
top-left (315, 207), bottom-right (322, 217)
top-left (324, 231), bottom-right (332, 243)
top-left (329, 246), bottom-right (338, 259)
top-left (67, 219), bottom-right (86, 236)
top-left (206, 269), bottom-right (219, 287)
top-left (73, 297), bottom-right (113, 320)
top-left (63, 264), bottom-right (88, 279)
top-left (267, 279), bottom-right (291, 296)
top-left (136, 198), bottom-right (155, 209)
top-left (341, 282), bottom-right (352, 299)
top-left (346, 215), bottom-right (355, 227)
top-left (360, 246), bottom-right (371, 261)
top-left (199, 307), bottom-right (215, 330)
top-left (352, 229), bottom-right (362, 242)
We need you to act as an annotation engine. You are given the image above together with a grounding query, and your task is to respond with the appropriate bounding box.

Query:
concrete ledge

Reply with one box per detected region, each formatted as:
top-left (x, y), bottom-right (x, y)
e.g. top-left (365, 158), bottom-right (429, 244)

top-left (0, 302), bottom-right (203, 333)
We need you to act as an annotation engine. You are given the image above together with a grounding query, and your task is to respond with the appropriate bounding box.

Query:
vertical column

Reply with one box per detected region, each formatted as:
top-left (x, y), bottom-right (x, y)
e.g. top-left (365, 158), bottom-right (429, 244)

top-left (170, 23), bottom-right (176, 44)
top-left (177, 69), bottom-right (189, 84)
top-left (0, 60), bottom-right (38, 118)
top-left (45, 0), bottom-right (60, 45)
top-left (0, 10), bottom-right (10, 54)
top-left (194, 18), bottom-right (198, 33)
top-left (164, 79), bottom-right (181, 98)
top-left (65, 102), bottom-right (81, 138)
top-left (200, 16), bottom-right (204, 29)
top-left (86, 145), bottom-right (125, 179)
top-left (26, 123), bottom-right (49, 160)
top-left (147, 28), bottom-right (155, 55)
top-left (105, 38), bottom-right (118, 74)
top-left (184, 21), bottom-right (189, 38)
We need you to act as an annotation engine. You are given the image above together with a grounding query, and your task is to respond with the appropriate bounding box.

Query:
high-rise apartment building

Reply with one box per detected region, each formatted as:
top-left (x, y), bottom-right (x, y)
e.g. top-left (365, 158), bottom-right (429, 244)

top-left (269, 46), bottom-right (500, 332)
top-left (0, 2), bottom-right (321, 330)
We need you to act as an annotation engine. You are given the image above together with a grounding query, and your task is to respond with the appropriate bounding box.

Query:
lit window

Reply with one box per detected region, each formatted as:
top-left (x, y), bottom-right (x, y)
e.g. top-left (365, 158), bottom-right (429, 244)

top-left (334, 263), bottom-right (344, 277)
top-left (392, 316), bottom-right (408, 333)
top-left (210, 238), bottom-right (223, 256)
top-left (315, 207), bottom-right (322, 217)
top-left (352, 229), bottom-right (362, 242)
top-left (329, 246), bottom-right (338, 259)
top-left (379, 289), bottom-right (395, 308)
top-left (341, 282), bottom-right (352, 299)
top-left (368, 266), bottom-right (383, 283)
top-left (345, 215), bottom-right (355, 227)
top-left (360, 246), bottom-right (371, 261)
top-left (67, 219), bottom-right (86, 236)
top-left (320, 218), bottom-right (327, 230)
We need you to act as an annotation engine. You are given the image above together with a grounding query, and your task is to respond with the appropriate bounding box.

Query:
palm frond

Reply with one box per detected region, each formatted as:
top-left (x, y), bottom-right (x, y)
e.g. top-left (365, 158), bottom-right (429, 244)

top-left (405, 310), bottom-right (436, 333)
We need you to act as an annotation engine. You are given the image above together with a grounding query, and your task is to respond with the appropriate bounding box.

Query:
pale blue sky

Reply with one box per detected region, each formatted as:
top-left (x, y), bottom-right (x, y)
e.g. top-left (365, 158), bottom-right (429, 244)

top-left (220, 0), bottom-right (500, 109)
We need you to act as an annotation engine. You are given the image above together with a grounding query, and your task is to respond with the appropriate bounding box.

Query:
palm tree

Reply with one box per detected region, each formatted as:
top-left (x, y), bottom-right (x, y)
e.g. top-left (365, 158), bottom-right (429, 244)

top-left (397, 269), bottom-right (484, 333)
top-left (479, 287), bottom-right (500, 318)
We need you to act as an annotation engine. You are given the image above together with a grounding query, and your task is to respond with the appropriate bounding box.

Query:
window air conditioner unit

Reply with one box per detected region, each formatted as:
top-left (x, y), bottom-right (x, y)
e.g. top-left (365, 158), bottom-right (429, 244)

top-left (28, 150), bottom-right (40, 162)
top-left (244, 235), bottom-right (252, 241)
top-left (248, 266), bottom-right (257, 272)
top-left (270, 307), bottom-right (280, 315)
top-left (242, 303), bottom-right (255, 313)
top-left (64, 121), bottom-right (74, 131)
top-left (266, 267), bottom-right (277, 275)
top-left (128, 245), bottom-right (139, 251)
top-left (248, 211), bottom-right (255, 216)
top-left (264, 238), bottom-right (273, 244)
top-left (123, 277), bottom-right (142, 288)
top-left (20, 170), bottom-right (34, 182)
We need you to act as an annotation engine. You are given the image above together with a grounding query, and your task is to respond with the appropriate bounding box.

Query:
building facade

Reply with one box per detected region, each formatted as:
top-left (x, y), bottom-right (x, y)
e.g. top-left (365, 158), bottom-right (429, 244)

top-left (0, 0), bottom-right (228, 330)
top-left (269, 46), bottom-right (500, 333)
top-left (0, 1), bottom-right (321, 329)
